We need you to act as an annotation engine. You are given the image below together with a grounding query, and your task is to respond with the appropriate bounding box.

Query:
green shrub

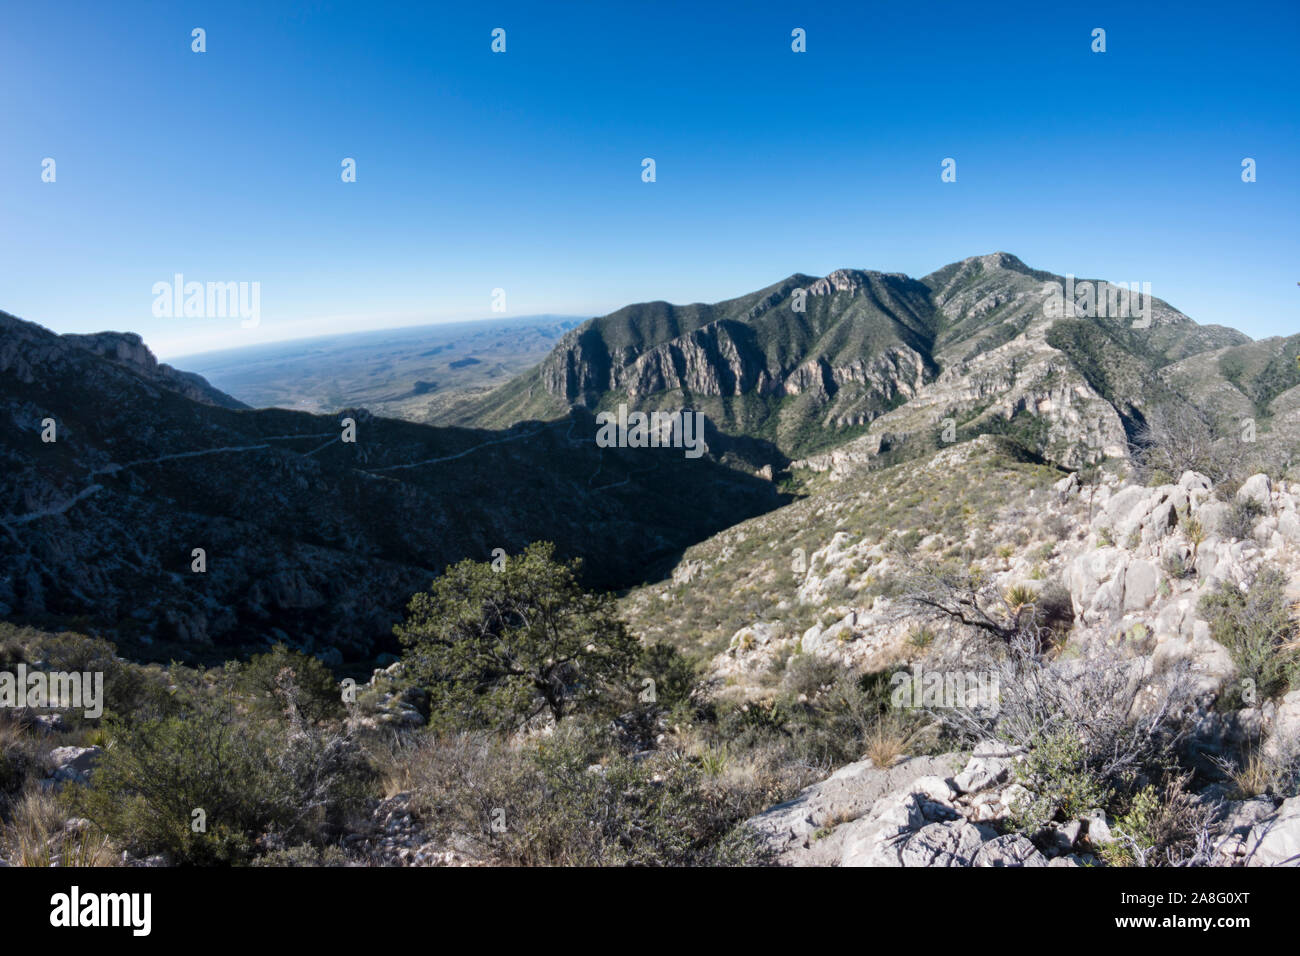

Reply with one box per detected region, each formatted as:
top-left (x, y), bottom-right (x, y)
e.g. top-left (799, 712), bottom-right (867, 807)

top-left (639, 641), bottom-right (699, 712)
top-left (230, 644), bottom-right (344, 725)
top-left (1161, 551), bottom-right (1193, 580)
top-left (1199, 568), bottom-right (1298, 704)
top-left (397, 721), bottom-right (772, 866)
top-left (396, 542), bottom-right (640, 732)
top-left (1222, 498), bottom-right (1265, 541)
top-left (73, 683), bottom-right (372, 865)
top-left (0, 714), bottom-right (45, 802)
top-left (0, 637), bottom-right (25, 668)
top-left (24, 630), bottom-right (168, 721)
top-left (1099, 777), bottom-right (1212, 867)
top-left (1010, 729), bottom-right (1112, 833)
top-left (252, 844), bottom-right (349, 867)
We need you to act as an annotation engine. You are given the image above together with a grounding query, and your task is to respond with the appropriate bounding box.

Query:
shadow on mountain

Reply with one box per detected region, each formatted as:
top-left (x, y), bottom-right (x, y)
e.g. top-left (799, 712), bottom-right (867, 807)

top-left (0, 313), bottom-right (788, 666)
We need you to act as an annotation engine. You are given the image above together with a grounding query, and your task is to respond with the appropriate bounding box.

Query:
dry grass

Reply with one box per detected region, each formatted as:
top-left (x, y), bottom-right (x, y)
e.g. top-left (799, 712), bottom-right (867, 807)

top-left (1218, 746), bottom-right (1297, 800)
top-left (1286, 600), bottom-right (1300, 657)
top-left (0, 711), bottom-right (28, 753)
top-left (864, 715), bottom-right (925, 768)
top-left (1231, 751), bottom-right (1277, 798)
top-left (1, 786), bottom-right (116, 867)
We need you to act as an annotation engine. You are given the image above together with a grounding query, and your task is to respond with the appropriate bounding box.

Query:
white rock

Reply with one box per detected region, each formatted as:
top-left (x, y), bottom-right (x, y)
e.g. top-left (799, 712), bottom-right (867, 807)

top-left (1263, 691), bottom-right (1300, 762)
top-left (1245, 797), bottom-right (1300, 867)
top-left (953, 755), bottom-right (1009, 794)
top-left (899, 820), bottom-right (988, 867)
top-left (1122, 560), bottom-right (1160, 611)
top-left (1237, 474), bottom-right (1273, 508)
top-left (47, 745), bottom-right (102, 786)
top-left (909, 775), bottom-right (957, 804)
top-left (972, 833), bottom-right (1047, 867)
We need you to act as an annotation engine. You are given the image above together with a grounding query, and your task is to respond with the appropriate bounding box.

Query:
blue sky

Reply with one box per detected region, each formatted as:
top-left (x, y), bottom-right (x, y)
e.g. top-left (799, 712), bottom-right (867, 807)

top-left (2, 0), bottom-right (1296, 358)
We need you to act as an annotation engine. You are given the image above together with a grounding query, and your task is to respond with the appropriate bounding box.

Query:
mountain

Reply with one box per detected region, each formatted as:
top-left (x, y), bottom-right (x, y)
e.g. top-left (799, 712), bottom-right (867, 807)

top-left (43, 328), bottom-right (248, 410)
top-left (0, 311), bottom-right (783, 665)
top-left (450, 253), bottom-right (1265, 472)
top-left (5, 255), bottom-right (1294, 666)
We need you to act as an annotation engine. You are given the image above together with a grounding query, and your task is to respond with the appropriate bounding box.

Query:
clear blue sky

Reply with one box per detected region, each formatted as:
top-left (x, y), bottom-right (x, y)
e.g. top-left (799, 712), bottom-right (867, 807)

top-left (2, 0), bottom-right (1296, 358)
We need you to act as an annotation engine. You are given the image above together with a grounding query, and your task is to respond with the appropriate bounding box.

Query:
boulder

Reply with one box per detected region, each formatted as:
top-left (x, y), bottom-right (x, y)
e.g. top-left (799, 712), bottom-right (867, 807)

top-left (47, 745), bottom-right (102, 786)
top-left (899, 820), bottom-right (988, 867)
top-left (839, 792), bottom-right (957, 867)
top-left (1041, 819), bottom-right (1083, 854)
top-left (1179, 471), bottom-right (1213, 495)
top-left (748, 754), bottom-right (958, 864)
top-left (1277, 511), bottom-right (1300, 548)
top-left (1122, 559), bottom-right (1160, 611)
top-left (972, 833), bottom-right (1048, 867)
top-left (1244, 797), bottom-right (1300, 867)
top-left (1237, 474), bottom-right (1273, 509)
top-left (909, 774), bottom-right (958, 804)
top-left (1083, 809), bottom-right (1113, 847)
top-left (1197, 502), bottom-right (1231, 537)
top-left (1264, 691), bottom-right (1300, 762)
top-left (953, 754), bottom-right (1010, 794)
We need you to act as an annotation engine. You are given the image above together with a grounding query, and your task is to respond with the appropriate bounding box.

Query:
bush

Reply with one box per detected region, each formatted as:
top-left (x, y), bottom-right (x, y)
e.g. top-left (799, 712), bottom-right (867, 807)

top-left (252, 844), bottom-right (349, 867)
top-left (763, 662), bottom-right (931, 769)
top-left (941, 631), bottom-right (1197, 835)
top-left (1216, 746), bottom-right (1300, 800)
top-left (1, 788), bottom-right (117, 867)
top-left (1199, 568), bottom-right (1298, 704)
top-left (1129, 402), bottom-right (1250, 489)
top-left (230, 644), bottom-right (344, 725)
top-left (638, 641), bottom-right (699, 713)
top-left (1222, 498), bottom-right (1265, 541)
top-left (73, 680), bottom-right (372, 865)
top-left (1010, 729), bottom-right (1112, 832)
top-left (0, 713), bottom-right (46, 803)
top-left (23, 629), bottom-right (166, 721)
top-left (393, 721), bottom-right (772, 866)
top-left (1161, 551), bottom-right (1194, 580)
top-left (396, 542), bottom-right (641, 732)
top-left (0, 636), bottom-right (25, 668)
top-left (1099, 777), bottom-right (1216, 867)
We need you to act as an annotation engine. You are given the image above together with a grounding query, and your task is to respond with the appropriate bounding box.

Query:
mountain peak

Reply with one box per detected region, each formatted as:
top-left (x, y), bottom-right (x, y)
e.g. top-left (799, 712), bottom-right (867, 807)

top-left (963, 251), bottom-right (1033, 274)
top-left (808, 268), bottom-right (875, 296)
top-left (0, 311), bottom-right (247, 410)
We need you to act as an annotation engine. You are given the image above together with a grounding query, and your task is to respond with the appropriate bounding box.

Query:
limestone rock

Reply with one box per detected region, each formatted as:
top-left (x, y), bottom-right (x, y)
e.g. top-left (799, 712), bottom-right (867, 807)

top-left (972, 833), bottom-right (1048, 867)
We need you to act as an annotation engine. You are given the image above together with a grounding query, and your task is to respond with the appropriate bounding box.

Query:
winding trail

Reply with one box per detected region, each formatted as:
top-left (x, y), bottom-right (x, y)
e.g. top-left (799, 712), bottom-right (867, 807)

top-left (90, 432), bottom-right (338, 476)
top-left (5, 432), bottom-right (337, 528)
top-left (364, 423), bottom-right (553, 473)
top-left (4, 419), bottom-right (597, 527)
top-left (0, 484), bottom-right (104, 528)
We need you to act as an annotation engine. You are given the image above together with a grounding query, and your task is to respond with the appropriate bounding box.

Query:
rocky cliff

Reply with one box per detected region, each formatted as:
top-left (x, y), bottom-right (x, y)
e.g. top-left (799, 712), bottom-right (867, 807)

top-left (456, 253), bottom-right (1259, 473)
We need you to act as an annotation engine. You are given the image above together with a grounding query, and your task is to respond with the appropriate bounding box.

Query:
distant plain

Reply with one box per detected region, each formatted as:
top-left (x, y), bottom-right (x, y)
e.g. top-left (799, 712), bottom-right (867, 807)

top-left (179, 315), bottom-right (584, 423)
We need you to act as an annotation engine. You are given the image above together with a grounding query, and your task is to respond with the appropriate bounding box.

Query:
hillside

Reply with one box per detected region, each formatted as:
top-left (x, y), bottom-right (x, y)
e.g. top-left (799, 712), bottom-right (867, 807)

top-left (449, 253), bottom-right (1258, 473)
top-left (0, 310), bottom-right (784, 666)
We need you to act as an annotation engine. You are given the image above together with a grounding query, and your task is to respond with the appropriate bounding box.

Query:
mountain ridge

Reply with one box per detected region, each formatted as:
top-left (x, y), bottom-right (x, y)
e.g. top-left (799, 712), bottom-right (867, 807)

top-left (442, 253), bottom-right (1275, 472)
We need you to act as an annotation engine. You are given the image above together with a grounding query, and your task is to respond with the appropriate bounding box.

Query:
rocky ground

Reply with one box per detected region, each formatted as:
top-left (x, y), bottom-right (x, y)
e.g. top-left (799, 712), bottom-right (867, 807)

top-left (721, 460), bottom-right (1300, 866)
top-left (747, 744), bottom-right (1299, 867)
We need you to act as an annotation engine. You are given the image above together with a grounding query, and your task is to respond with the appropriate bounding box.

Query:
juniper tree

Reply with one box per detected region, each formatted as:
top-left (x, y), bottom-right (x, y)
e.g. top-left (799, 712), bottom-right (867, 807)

top-left (395, 542), bottom-right (640, 732)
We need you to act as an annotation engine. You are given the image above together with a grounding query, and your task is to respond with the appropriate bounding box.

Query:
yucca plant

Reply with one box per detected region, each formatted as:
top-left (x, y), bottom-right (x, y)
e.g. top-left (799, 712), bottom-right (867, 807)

top-left (1004, 583), bottom-right (1038, 611)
